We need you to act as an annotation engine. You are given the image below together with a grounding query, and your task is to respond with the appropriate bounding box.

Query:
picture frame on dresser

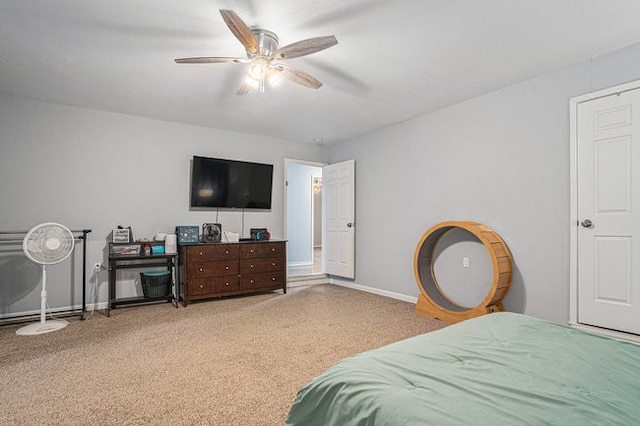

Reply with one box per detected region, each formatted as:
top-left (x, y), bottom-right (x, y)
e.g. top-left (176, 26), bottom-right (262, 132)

top-left (112, 228), bottom-right (130, 243)
top-left (250, 228), bottom-right (269, 241)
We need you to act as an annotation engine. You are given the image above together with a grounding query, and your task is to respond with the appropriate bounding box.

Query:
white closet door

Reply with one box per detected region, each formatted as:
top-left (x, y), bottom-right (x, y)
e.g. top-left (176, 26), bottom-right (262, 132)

top-left (576, 88), bottom-right (640, 334)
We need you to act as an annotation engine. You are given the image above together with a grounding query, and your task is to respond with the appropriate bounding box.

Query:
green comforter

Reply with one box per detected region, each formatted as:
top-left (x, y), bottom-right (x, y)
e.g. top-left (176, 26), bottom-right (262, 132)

top-left (285, 312), bottom-right (640, 425)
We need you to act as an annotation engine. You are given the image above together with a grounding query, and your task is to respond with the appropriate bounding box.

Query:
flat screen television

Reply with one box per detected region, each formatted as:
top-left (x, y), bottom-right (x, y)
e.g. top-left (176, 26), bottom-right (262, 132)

top-left (190, 156), bottom-right (274, 209)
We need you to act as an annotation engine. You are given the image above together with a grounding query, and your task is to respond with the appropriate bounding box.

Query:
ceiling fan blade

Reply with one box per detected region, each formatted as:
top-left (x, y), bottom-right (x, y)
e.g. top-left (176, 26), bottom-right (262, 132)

top-left (273, 64), bottom-right (323, 89)
top-left (175, 57), bottom-right (249, 64)
top-left (219, 9), bottom-right (258, 55)
top-left (273, 35), bottom-right (338, 60)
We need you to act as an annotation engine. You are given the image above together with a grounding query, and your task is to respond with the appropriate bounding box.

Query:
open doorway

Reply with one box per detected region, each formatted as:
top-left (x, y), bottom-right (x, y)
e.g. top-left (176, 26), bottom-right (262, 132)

top-left (285, 159), bottom-right (324, 277)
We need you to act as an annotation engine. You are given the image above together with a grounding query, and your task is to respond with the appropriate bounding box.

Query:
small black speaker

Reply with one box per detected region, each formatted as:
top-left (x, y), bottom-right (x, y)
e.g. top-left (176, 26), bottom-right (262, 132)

top-left (202, 223), bottom-right (222, 243)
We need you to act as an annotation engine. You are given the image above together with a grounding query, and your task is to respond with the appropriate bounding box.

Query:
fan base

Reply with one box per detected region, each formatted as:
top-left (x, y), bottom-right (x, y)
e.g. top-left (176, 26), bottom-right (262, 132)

top-left (16, 319), bottom-right (68, 336)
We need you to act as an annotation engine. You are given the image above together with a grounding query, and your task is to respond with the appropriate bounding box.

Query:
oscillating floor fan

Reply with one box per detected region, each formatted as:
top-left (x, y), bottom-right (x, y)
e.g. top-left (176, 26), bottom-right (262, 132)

top-left (16, 222), bottom-right (75, 336)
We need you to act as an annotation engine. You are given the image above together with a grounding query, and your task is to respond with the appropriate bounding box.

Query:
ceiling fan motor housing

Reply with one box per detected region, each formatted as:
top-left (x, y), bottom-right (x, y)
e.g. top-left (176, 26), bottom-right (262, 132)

top-left (250, 29), bottom-right (279, 57)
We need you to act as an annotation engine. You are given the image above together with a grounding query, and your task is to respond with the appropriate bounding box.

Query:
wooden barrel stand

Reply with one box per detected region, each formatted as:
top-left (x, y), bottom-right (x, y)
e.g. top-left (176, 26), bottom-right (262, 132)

top-left (413, 221), bottom-right (512, 323)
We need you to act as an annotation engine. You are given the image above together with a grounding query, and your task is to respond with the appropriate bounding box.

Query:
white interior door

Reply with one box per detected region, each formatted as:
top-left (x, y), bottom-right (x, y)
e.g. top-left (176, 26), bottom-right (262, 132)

top-left (322, 160), bottom-right (355, 279)
top-left (576, 87), bottom-right (640, 334)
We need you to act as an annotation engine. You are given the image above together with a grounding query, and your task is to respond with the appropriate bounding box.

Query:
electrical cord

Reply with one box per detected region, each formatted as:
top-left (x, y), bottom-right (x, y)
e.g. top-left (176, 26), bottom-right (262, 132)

top-left (43, 301), bottom-right (70, 325)
top-left (50, 266), bottom-right (100, 324)
top-left (242, 208), bottom-right (245, 238)
top-left (43, 268), bottom-right (101, 325)
top-left (82, 268), bottom-right (99, 320)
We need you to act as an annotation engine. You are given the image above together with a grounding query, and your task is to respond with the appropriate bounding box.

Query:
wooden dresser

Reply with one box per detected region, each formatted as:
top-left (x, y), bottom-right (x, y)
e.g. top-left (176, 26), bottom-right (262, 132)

top-left (178, 240), bottom-right (286, 306)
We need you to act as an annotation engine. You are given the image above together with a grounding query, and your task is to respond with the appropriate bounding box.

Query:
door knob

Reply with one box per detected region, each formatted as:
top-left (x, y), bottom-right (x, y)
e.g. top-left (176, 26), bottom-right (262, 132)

top-left (581, 219), bottom-right (594, 228)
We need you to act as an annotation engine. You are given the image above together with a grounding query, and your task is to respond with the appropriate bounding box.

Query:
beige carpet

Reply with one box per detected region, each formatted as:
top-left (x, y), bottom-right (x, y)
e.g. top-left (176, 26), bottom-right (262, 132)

top-left (0, 284), bottom-right (446, 426)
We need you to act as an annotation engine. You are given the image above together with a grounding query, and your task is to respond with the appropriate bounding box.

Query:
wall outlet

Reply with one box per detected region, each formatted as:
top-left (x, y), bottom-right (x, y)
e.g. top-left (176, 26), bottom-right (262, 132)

top-left (93, 262), bottom-right (102, 272)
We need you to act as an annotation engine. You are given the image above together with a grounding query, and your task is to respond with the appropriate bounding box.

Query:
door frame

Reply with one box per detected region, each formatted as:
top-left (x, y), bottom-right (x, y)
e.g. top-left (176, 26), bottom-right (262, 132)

top-left (283, 158), bottom-right (327, 268)
top-left (568, 78), bottom-right (640, 327)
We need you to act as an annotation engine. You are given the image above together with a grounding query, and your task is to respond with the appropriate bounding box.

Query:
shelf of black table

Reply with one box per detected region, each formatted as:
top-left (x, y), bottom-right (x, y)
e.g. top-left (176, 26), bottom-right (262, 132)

top-left (107, 249), bottom-right (178, 317)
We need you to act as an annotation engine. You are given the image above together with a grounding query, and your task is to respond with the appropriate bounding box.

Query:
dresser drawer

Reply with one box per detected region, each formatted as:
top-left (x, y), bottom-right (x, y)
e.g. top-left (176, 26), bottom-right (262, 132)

top-left (186, 244), bottom-right (239, 260)
top-left (187, 276), bottom-right (240, 295)
top-left (240, 257), bottom-right (283, 274)
top-left (240, 242), bottom-right (285, 259)
top-left (187, 279), bottom-right (216, 296)
top-left (216, 278), bottom-right (242, 293)
top-left (240, 272), bottom-right (285, 290)
top-left (187, 260), bottom-right (239, 277)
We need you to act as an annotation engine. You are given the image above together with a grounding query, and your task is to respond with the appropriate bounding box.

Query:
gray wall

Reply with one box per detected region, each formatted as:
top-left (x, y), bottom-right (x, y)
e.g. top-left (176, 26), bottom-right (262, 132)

top-left (0, 96), bottom-right (328, 316)
top-left (329, 41), bottom-right (640, 323)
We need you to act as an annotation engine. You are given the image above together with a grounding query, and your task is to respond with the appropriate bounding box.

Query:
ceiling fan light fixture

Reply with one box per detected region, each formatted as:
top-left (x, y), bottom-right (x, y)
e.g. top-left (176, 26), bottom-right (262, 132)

top-left (267, 69), bottom-right (283, 86)
top-left (249, 62), bottom-right (266, 79)
top-left (243, 74), bottom-right (261, 89)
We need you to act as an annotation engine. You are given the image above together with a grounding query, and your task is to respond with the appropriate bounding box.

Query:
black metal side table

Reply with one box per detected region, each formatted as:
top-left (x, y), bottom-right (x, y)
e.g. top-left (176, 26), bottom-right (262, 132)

top-left (107, 243), bottom-right (178, 317)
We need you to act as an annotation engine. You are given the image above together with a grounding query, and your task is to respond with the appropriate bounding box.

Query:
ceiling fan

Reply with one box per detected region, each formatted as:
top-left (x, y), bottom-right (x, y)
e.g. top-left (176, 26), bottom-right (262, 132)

top-left (175, 9), bottom-right (338, 95)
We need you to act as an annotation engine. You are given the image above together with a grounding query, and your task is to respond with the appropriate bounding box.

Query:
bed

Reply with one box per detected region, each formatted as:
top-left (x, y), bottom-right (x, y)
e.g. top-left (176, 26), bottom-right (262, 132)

top-left (285, 312), bottom-right (640, 425)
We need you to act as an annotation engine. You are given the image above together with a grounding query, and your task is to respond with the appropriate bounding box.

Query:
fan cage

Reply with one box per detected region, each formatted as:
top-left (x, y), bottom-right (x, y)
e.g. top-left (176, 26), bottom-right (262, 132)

top-left (23, 223), bottom-right (75, 265)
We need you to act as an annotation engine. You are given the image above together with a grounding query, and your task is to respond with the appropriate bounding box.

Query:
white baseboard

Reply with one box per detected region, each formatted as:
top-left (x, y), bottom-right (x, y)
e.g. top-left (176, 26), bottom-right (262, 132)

top-left (569, 322), bottom-right (640, 345)
top-left (287, 274), bottom-right (330, 287)
top-left (287, 261), bottom-right (313, 267)
top-left (84, 302), bottom-right (108, 311)
top-left (0, 301), bottom-right (108, 322)
top-left (329, 277), bottom-right (418, 304)
top-left (2, 281), bottom-right (414, 321)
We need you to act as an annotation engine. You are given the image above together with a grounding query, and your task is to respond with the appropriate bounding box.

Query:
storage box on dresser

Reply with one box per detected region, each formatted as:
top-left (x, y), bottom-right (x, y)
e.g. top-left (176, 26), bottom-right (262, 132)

top-left (179, 240), bottom-right (286, 306)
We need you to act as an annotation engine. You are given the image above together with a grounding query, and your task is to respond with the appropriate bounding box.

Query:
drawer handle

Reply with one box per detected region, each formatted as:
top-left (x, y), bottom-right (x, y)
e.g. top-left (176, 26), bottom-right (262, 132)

top-left (199, 252), bottom-right (203, 256)
top-left (272, 277), bottom-right (276, 281)
top-left (199, 267), bottom-right (203, 272)
top-left (225, 282), bottom-right (230, 286)
top-left (271, 248), bottom-right (276, 252)
top-left (272, 262), bottom-right (276, 266)
top-left (225, 250), bottom-right (229, 254)
top-left (250, 249), bottom-right (254, 253)
top-left (199, 284), bottom-right (203, 289)
top-left (250, 264), bottom-right (253, 268)
top-left (225, 266), bottom-right (229, 270)
top-left (250, 279), bottom-right (254, 284)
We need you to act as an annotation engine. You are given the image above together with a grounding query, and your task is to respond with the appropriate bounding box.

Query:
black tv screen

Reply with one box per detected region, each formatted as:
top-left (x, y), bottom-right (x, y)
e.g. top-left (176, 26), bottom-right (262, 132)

top-left (190, 156), bottom-right (273, 209)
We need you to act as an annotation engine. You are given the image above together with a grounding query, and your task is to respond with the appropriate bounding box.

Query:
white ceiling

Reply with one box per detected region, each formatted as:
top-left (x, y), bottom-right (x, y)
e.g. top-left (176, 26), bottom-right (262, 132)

top-left (2, 0), bottom-right (640, 145)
